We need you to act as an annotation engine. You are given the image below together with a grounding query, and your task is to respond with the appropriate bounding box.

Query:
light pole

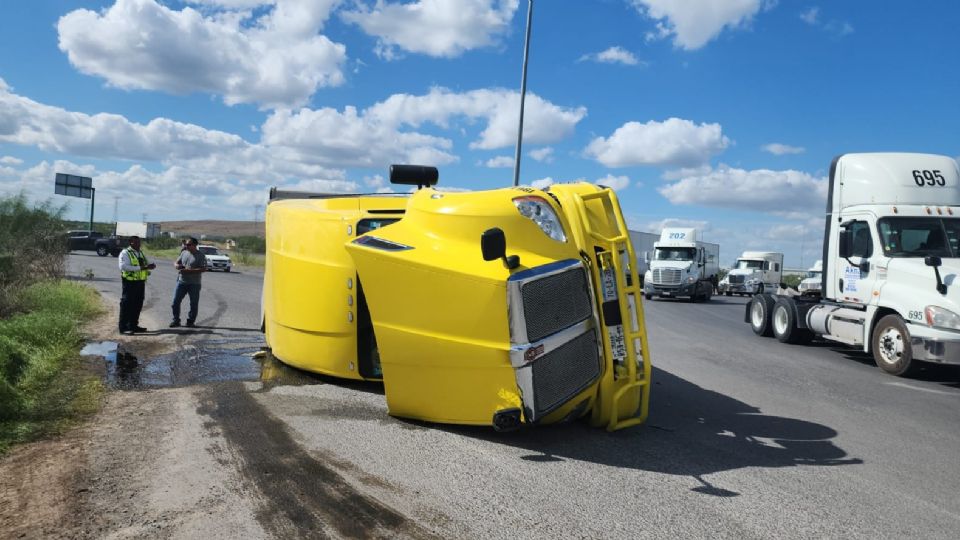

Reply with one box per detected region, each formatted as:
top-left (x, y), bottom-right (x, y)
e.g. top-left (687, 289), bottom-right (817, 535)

top-left (512, 0), bottom-right (534, 187)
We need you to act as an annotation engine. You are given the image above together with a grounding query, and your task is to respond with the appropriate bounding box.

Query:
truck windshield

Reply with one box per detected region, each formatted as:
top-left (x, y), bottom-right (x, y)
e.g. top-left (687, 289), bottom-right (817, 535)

top-left (805, 271), bottom-right (822, 279)
top-left (878, 217), bottom-right (960, 258)
top-left (735, 260), bottom-right (764, 270)
top-left (653, 247), bottom-right (696, 261)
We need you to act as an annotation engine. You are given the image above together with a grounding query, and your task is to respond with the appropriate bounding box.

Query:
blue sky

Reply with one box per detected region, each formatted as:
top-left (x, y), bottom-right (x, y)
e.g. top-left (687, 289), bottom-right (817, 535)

top-left (1, 0), bottom-right (958, 267)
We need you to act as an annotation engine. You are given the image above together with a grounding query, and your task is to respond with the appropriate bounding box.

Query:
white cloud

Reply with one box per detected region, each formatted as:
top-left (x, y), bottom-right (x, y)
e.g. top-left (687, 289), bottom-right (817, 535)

top-left (658, 165), bottom-right (827, 214)
top-left (0, 156), bottom-right (23, 165)
top-left (799, 7), bottom-right (818, 25)
top-left (342, 0), bottom-right (518, 59)
top-left (762, 143), bottom-right (805, 155)
top-left (585, 118), bottom-right (730, 168)
top-left (643, 218), bottom-right (711, 233)
top-left (367, 87), bottom-right (587, 150)
top-left (579, 46), bottom-right (641, 66)
top-left (57, 0), bottom-right (347, 109)
top-left (484, 155), bottom-right (515, 168)
top-left (631, 0), bottom-right (773, 50)
top-left (530, 177), bottom-right (554, 190)
top-left (594, 174), bottom-right (631, 190)
top-left (529, 147), bottom-right (554, 163)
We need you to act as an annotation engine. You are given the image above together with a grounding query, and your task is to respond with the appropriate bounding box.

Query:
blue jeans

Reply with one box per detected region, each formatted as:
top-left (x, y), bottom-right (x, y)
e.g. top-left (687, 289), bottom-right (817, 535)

top-left (171, 281), bottom-right (201, 323)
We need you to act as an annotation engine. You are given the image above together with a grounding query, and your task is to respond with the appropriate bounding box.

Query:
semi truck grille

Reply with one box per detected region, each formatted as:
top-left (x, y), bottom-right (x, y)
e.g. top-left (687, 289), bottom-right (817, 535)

top-left (530, 329), bottom-right (600, 417)
top-left (520, 267), bottom-right (592, 342)
top-left (653, 268), bottom-right (681, 285)
top-left (728, 275), bottom-right (745, 284)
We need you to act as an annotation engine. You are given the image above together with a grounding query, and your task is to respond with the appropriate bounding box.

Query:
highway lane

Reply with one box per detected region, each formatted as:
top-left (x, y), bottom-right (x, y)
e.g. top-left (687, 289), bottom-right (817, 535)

top-left (66, 252), bottom-right (960, 538)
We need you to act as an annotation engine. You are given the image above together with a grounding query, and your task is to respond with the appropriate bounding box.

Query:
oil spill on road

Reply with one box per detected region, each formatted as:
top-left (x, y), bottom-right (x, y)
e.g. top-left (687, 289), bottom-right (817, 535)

top-left (81, 342), bottom-right (322, 390)
top-left (196, 382), bottom-right (436, 539)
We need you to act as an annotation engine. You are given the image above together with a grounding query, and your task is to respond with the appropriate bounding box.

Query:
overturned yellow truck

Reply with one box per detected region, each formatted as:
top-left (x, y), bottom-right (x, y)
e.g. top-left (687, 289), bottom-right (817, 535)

top-left (262, 165), bottom-right (651, 431)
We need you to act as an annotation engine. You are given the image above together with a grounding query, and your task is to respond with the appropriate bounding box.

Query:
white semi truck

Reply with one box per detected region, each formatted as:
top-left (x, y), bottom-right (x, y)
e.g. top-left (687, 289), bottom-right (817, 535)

top-left (720, 251), bottom-right (784, 296)
top-left (643, 228), bottom-right (719, 302)
top-left (797, 260), bottom-right (823, 295)
top-left (747, 153), bottom-right (960, 376)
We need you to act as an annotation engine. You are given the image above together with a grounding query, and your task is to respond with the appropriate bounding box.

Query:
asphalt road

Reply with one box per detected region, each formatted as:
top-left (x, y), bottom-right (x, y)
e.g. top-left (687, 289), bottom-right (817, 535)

top-left (67, 252), bottom-right (960, 538)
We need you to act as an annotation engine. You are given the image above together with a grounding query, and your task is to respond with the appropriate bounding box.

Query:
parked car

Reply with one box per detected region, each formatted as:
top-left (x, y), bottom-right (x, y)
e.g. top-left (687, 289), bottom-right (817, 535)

top-left (198, 245), bottom-right (231, 272)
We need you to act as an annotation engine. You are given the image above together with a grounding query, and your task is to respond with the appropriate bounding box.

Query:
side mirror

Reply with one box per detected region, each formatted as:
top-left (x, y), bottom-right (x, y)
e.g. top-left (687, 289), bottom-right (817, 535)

top-left (643, 251), bottom-right (650, 264)
top-left (481, 228), bottom-right (506, 261)
top-left (838, 228), bottom-right (852, 258)
top-left (925, 255), bottom-right (943, 267)
top-left (389, 164), bottom-right (439, 189)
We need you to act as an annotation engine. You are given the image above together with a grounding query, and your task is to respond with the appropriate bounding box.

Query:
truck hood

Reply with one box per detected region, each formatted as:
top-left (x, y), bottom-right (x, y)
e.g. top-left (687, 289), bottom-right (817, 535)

top-left (884, 258), bottom-right (960, 312)
top-left (728, 269), bottom-right (760, 278)
top-left (649, 261), bottom-right (693, 271)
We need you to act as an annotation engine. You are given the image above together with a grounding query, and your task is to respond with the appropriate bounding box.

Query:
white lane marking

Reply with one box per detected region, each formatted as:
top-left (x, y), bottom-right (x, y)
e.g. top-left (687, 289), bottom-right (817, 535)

top-left (884, 381), bottom-right (959, 396)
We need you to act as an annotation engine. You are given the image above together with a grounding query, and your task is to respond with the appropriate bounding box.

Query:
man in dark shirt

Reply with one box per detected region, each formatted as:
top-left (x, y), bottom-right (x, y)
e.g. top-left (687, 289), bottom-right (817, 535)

top-left (170, 237), bottom-right (206, 328)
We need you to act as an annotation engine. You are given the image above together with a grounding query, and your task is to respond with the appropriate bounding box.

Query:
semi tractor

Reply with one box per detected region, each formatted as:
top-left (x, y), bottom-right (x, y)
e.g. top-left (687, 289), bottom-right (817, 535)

top-left (262, 166), bottom-right (651, 431)
top-left (720, 251), bottom-right (784, 296)
top-left (746, 153), bottom-right (960, 376)
top-left (797, 260), bottom-right (823, 295)
top-left (643, 228), bottom-right (719, 301)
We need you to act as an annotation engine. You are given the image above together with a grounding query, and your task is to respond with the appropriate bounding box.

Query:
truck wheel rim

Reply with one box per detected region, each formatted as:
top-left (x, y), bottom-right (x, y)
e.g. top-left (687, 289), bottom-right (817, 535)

top-left (877, 327), bottom-right (903, 364)
top-left (774, 306), bottom-right (788, 335)
top-left (751, 302), bottom-right (764, 328)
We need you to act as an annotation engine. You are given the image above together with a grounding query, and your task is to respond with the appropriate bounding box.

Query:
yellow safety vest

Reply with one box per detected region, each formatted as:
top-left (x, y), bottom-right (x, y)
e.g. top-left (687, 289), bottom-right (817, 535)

top-left (122, 248), bottom-right (149, 281)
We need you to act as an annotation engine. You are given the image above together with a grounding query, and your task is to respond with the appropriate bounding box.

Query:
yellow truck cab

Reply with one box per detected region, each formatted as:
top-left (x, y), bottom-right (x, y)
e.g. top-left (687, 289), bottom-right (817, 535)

top-left (262, 165), bottom-right (651, 431)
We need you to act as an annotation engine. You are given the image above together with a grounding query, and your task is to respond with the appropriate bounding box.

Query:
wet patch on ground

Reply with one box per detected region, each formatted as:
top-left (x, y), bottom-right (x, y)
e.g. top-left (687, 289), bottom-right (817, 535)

top-left (80, 341), bottom-right (322, 390)
top-left (196, 382), bottom-right (436, 539)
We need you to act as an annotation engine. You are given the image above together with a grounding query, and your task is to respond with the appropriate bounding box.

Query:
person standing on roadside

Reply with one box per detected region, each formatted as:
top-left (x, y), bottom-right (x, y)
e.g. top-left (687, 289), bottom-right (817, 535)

top-left (170, 237), bottom-right (206, 328)
top-left (118, 235), bottom-right (156, 334)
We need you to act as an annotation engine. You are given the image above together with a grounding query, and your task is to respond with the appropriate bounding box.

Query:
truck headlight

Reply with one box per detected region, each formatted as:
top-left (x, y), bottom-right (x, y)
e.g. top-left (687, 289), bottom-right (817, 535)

top-left (513, 196), bottom-right (566, 242)
top-left (924, 306), bottom-right (960, 330)
top-left (686, 276), bottom-right (696, 283)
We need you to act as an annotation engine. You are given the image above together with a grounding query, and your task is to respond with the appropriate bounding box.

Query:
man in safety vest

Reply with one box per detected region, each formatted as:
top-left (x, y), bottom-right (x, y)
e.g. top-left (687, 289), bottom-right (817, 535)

top-left (118, 235), bottom-right (156, 334)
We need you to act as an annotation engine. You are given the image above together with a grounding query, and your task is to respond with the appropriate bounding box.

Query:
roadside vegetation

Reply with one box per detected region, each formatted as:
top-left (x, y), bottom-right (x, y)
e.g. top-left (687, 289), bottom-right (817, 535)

top-left (0, 194), bottom-right (104, 454)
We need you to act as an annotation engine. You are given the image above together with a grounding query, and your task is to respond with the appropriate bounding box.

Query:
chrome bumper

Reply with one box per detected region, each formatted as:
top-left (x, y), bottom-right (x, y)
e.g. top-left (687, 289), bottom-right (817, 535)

top-left (911, 337), bottom-right (960, 364)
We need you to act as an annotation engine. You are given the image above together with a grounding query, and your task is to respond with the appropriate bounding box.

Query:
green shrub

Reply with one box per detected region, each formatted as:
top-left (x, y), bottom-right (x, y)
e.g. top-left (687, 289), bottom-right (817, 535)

top-left (782, 275), bottom-right (803, 289)
top-left (145, 236), bottom-right (182, 250)
top-left (0, 194), bottom-right (68, 315)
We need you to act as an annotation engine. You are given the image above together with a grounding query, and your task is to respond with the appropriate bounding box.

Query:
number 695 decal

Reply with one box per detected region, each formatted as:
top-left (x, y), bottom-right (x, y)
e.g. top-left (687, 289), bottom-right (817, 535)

top-left (912, 169), bottom-right (945, 186)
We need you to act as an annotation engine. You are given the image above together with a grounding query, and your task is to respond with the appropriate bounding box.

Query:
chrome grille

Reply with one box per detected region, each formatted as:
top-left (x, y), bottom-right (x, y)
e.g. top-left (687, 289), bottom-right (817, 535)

top-left (728, 275), bottom-right (745, 284)
top-left (520, 267), bottom-right (592, 342)
top-left (530, 329), bottom-right (600, 417)
top-left (652, 268), bottom-right (681, 285)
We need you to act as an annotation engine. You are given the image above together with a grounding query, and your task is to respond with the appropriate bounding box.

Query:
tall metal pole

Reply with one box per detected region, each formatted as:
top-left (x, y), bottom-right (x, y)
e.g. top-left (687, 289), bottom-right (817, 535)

top-left (512, 0), bottom-right (533, 187)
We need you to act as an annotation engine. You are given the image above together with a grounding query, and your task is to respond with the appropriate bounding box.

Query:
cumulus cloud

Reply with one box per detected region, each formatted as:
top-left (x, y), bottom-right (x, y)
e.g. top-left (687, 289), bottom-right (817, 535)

top-left (579, 46), bottom-right (641, 66)
top-left (799, 6), bottom-right (853, 36)
top-left (631, 0), bottom-right (774, 50)
top-left (0, 156), bottom-right (23, 165)
top-left (484, 156), bottom-right (514, 168)
top-left (342, 0), bottom-right (518, 59)
top-left (799, 7), bottom-right (819, 25)
top-left (529, 147), bottom-right (554, 163)
top-left (585, 118), bottom-right (729, 168)
top-left (594, 174), bottom-right (631, 190)
top-left (657, 165), bottom-right (828, 214)
top-left (762, 143), bottom-right (805, 155)
top-left (57, 0), bottom-right (347, 109)
top-left (643, 218), bottom-right (711, 233)
top-left (367, 87), bottom-right (587, 150)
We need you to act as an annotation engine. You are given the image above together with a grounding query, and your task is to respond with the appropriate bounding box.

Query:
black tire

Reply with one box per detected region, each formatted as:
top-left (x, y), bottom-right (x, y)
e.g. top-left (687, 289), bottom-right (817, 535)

top-left (748, 295), bottom-right (775, 337)
top-left (872, 314), bottom-right (918, 376)
top-left (96, 245), bottom-right (109, 257)
top-left (644, 293), bottom-right (653, 301)
top-left (724, 291), bottom-right (732, 296)
top-left (224, 268), bottom-right (231, 273)
top-left (771, 298), bottom-right (814, 344)
top-left (702, 284), bottom-right (712, 302)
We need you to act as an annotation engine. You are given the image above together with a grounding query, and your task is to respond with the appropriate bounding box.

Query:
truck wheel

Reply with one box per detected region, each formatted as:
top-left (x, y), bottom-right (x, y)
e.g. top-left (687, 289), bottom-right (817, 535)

top-left (724, 291), bottom-right (732, 296)
top-left (644, 293), bottom-right (653, 301)
top-left (96, 245), bottom-right (108, 257)
top-left (748, 295), bottom-right (775, 337)
top-left (772, 298), bottom-right (813, 344)
top-left (872, 315), bottom-right (918, 376)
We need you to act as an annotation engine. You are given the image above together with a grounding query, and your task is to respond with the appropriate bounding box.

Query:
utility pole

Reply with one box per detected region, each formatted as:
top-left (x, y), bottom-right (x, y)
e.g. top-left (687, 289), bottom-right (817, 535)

top-left (512, 0), bottom-right (534, 187)
top-left (112, 196), bottom-right (119, 224)
top-left (141, 213), bottom-right (148, 223)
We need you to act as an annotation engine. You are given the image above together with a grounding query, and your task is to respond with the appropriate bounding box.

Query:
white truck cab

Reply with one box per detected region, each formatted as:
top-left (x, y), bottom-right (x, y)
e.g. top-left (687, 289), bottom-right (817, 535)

top-left (643, 228), bottom-right (719, 302)
top-left (747, 153), bottom-right (960, 376)
top-left (797, 260), bottom-right (823, 295)
top-left (721, 251), bottom-right (783, 296)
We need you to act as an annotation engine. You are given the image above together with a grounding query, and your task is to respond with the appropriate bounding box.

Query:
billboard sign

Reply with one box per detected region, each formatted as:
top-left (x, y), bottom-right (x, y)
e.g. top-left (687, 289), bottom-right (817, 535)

top-left (54, 173), bottom-right (93, 199)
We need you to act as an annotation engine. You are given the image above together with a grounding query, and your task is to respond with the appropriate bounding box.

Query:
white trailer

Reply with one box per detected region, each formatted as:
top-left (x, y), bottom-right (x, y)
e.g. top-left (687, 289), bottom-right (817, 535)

top-left (720, 251), bottom-right (783, 296)
top-left (746, 153), bottom-right (960, 376)
top-left (115, 221), bottom-right (161, 239)
top-left (642, 228), bottom-right (719, 302)
top-left (628, 230), bottom-right (658, 284)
